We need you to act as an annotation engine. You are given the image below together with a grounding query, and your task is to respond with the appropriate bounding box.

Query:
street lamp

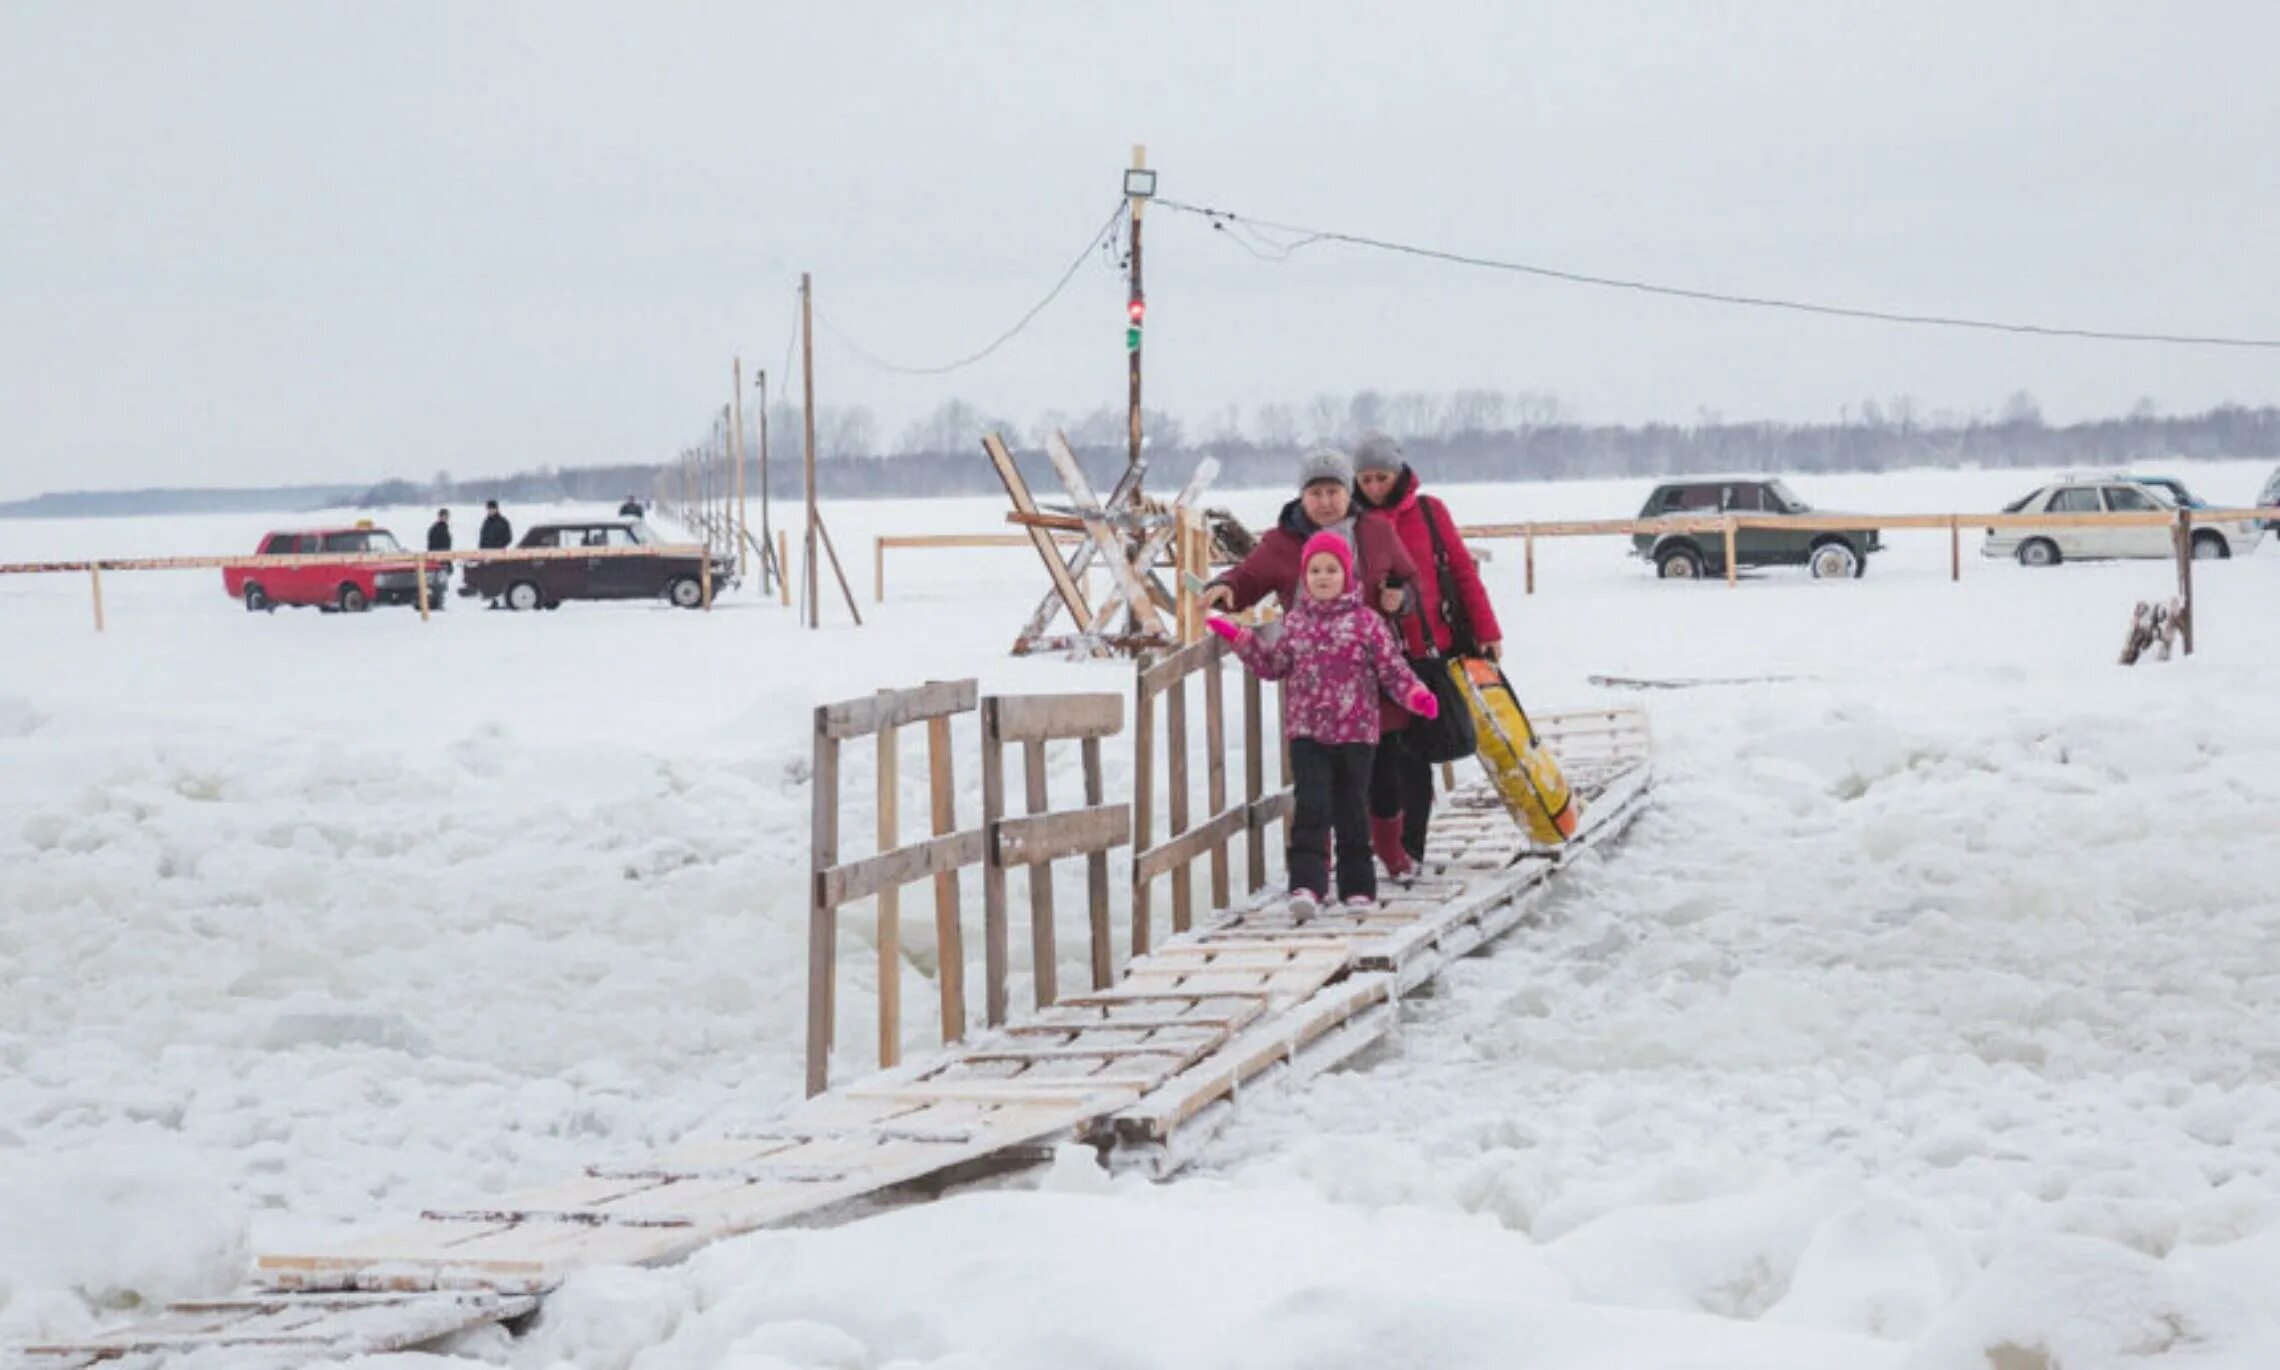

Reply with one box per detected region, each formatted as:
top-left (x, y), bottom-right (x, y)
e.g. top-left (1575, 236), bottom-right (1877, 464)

top-left (1123, 167), bottom-right (1157, 200)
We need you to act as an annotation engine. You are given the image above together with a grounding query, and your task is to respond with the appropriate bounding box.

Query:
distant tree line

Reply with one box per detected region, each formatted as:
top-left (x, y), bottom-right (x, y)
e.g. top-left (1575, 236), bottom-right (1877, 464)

top-left (365, 390), bottom-right (2280, 512)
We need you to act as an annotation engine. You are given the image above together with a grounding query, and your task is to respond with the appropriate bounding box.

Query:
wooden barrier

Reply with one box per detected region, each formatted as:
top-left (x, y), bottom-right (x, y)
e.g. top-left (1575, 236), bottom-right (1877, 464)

top-left (1131, 635), bottom-right (1290, 957)
top-left (872, 532), bottom-right (1083, 603)
top-left (980, 693), bottom-right (1130, 1020)
top-left (805, 679), bottom-right (1133, 1095)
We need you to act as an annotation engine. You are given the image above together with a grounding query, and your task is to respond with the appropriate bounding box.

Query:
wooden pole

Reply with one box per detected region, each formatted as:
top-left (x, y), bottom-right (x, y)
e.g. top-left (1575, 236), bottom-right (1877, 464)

top-left (1243, 670), bottom-right (1266, 894)
top-left (732, 357), bottom-right (749, 582)
top-left (778, 531), bottom-right (792, 607)
top-left (1167, 671), bottom-right (1191, 934)
top-left (1125, 143), bottom-right (1146, 490)
top-left (927, 714), bottom-right (965, 1042)
top-left (1524, 525), bottom-right (1536, 595)
top-left (2174, 509), bottom-right (2195, 655)
top-left (1204, 647), bottom-right (1230, 912)
top-left (758, 369), bottom-right (774, 596)
top-left (874, 537), bottom-right (885, 603)
top-left (89, 563), bottom-right (106, 633)
top-left (415, 555), bottom-right (431, 621)
top-left (806, 711), bottom-right (840, 1096)
top-left (815, 512), bottom-right (864, 626)
top-left (876, 701), bottom-right (900, 1069)
top-left (1723, 517), bottom-right (1739, 588)
top-left (801, 272), bottom-right (820, 630)
top-left (980, 700), bottom-right (1010, 1027)
top-left (1081, 734), bottom-right (1111, 989)
top-left (1950, 514), bottom-right (1961, 582)
top-left (701, 549), bottom-right (713, 610)
top-left (1023, 739), bottom-right (1056, 1009)
top-left (1132, 673), bottom-right (1154, 957)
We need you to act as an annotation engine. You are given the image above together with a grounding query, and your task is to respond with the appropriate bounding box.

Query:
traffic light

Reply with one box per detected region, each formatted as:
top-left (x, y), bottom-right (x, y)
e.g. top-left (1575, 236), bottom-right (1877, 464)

top-left (1126, 297), bottom-right (1145, 352)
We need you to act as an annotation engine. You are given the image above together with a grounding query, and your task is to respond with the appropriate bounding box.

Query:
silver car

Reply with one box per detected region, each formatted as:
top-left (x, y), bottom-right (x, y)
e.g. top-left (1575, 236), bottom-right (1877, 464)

top-left (1983, 478), bottom-right (2264, 567)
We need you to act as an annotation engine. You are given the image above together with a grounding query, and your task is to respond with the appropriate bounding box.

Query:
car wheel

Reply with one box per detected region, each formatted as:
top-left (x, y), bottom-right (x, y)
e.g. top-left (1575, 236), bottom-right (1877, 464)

top-left (1655, 545), bottom-right (1705, 580)
top-left (338, 584), bottom-right (370, 613)
top-left (244, 584), bottom-right (269, 613)
top-left (2017, 538), bottom-right (2060, 568)
top-left (505, 580), bottom-right (543, 612)
top-left (2190, 530), bottom-right (2229, 561)
top-left (667, 576), bottom-right (705, 608)
top-left (1807, 539), bottom-right (1861, 580)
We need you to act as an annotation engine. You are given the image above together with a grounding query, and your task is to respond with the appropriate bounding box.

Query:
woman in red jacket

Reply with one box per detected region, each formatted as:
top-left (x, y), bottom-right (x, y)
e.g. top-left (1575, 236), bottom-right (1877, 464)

top-left (1351, 431), bottom-right (1503, 880)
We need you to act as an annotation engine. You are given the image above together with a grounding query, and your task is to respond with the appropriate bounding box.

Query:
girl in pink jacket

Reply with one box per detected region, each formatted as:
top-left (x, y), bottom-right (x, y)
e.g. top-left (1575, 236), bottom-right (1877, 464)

top-left (1208, 531), bottom-right (1437, 921)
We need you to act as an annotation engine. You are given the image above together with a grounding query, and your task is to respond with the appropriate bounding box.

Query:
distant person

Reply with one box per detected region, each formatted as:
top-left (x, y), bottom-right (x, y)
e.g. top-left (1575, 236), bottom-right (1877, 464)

top-left (618, 496), bottom-right (644, 518)
top-left (426, 509), bottom-right (452, 553)
top-left (479, 500), bottom-right (513, 549)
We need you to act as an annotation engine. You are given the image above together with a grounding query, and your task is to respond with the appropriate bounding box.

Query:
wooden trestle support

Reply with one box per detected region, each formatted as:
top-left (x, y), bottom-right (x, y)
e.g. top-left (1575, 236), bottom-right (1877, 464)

top-left (14, 709), bottom-right (1652, 1368)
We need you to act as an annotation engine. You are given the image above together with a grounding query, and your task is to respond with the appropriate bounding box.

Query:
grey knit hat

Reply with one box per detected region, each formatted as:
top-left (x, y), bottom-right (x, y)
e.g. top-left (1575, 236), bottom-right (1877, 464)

top-left (1297, 447), bottom-right (1353, 490)
top-left (1352, 430), bottom-right (1404, 476)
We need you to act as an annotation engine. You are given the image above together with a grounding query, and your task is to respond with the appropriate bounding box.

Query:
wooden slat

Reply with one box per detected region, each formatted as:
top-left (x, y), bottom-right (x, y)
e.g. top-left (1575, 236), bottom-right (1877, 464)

top-left (877, 711), bottom-right (901, 1070)
top-left (1204, 649), bottom-right (1231, 911)
top-left (1081, 736), bottom-right (1112, 989)
top-left (1134, 802), bottom-right (1248, 883)
top-left (1167, 672), bottom-right (1192, 933)
top-left (1137, 633), bottom-right (1223, 696)
top-left (990, 692), bottom-right (1123, 742)
top-left (1044, 430), bottom-right (1164, 635)
top-left (1131, 668), bottom-right (1154, 957)
top-left (819, 829), bottom-right (987, 908)
top-left (994, 803), bottom-right (1131, 866)
top-left (1023, 739), bottom-right (1056, 1009)
top-left (984, 432), bottom-right (1093, 633)
top-left (807, 720), bottom-right (840, 1097)
top-left (980, 705), bottom-right (1010, 1028)
top-left (926, 714), bottom-right (965, 1044)
top-left (1243, 669), bottom-right (1267, 893)
top-left (818, 679), bottom-right (980, 741)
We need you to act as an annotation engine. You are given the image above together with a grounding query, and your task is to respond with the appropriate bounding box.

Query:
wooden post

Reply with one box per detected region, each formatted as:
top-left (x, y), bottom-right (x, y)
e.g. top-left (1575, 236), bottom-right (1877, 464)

top-left (1949, 514), bottom-right (1961, 583)
top-left (1023, 739), bottom-right (1056, 1009)
top-left (2174, 509), bottom-right (2195, 656)
top-left (700, 552), bottom-right (713, 611)
top-left (1204, 646), bottom-right (1230, 912)
top-left (876, 700), bottom-right (900, 1070)
top-left (874, 537), bottom-right (885, 604)
top-left (979, 699), bottom-right (1010, 1027)
top-left (1167, 670), bottom-right (1191, 934)
top-left (757, 369), bottom-right (773, 597)
top-left (415, 555), bottom-right (430, 621)
top-left (1081, 735), bottom-right (1111, 989)
top-left (1524, 525), bottom-right (1536, 595)
top-left (815, 512), bottom-right (864, 626)
top-left (806, 710), bottom-right (840, 1096)
top-left (1131, 671), bottom-right (1154, 956)
top-left (1126, 143), bottom-right (1147, 485)
top-left (1243, 670), bottom-right (1266, 893)
top-left (732, 357), bottom-right (749, 581)
top-left (927, 714), bottom-right (965, 1043)
top-left (89, 564), bottom-right (106, 633)
top-left (1723, 517), bottom-right (1739, 588)
top-left (801, 272), bottom-right (820, 630)
top-left (778, 531), bottom-right (792, 607)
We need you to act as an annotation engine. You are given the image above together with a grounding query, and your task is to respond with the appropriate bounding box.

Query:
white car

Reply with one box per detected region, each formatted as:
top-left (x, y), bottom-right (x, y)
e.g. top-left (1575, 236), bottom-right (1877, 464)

top-left (1983, 478), bottom-right (2264, 567)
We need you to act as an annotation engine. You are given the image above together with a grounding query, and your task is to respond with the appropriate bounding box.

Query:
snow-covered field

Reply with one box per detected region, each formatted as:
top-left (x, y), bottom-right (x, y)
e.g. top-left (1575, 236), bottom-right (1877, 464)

top-left (3, 460), bottom-right (2277, 1367)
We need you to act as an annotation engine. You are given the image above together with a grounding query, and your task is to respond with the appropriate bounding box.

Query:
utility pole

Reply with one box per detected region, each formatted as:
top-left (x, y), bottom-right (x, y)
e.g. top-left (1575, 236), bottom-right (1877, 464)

top-left (801, 272), bottom-right (820, 630)
top-left (757, 368), bottom-right (773, 596)
top-left (1125, 143), bottom-right (1148, 493)
top-left (732, 358), bottom-right (748, 581)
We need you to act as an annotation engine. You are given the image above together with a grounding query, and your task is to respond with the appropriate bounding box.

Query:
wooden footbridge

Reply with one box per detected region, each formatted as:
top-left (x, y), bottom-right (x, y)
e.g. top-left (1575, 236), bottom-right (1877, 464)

top-left (14, 645), bottom-right (1651, 1368)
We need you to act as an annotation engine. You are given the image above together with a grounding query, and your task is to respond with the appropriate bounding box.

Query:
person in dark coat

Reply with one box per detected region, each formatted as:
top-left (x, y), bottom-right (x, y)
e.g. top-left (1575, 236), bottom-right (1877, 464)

top-left (478, 500), bottom-right (513, 550)
top-left (1352, 431), bottom-right (1504, 879)
top-left (426, 509), bottom-right (452, 553)
top-left (618, 496), bottom-right (644, 518)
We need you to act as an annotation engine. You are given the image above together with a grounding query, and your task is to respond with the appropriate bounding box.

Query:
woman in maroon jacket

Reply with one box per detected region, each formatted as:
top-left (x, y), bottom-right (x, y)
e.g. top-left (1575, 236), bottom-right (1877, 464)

top-left (1202, 447), bottom-right (1421, 743)
top-left (1351, 431), bottom-right (1503, 880)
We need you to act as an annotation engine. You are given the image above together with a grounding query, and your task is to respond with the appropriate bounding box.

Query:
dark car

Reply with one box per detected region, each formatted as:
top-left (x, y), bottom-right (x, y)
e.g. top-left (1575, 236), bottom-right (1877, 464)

top-left (1631, 478), bottom-right (1881, 580)
top-left (463, 519), bottom-right (736, 610)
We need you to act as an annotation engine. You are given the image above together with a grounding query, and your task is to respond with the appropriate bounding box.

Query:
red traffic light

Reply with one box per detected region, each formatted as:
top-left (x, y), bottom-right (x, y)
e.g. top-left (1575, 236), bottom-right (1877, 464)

top-left (1127, 298), bottom-right (1146, 325)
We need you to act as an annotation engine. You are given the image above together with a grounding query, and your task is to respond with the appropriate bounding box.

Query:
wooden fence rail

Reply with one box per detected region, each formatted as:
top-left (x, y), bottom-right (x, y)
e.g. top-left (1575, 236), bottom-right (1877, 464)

top-left (1131, 634), bottom-right (1291, 958)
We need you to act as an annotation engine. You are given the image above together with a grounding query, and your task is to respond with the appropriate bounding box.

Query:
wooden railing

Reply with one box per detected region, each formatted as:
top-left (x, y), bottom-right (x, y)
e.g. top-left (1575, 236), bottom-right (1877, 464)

top-left (805, 678), bottom-right (1132, 1095)
top-left (1130, 635), bottom-right (1291, 957)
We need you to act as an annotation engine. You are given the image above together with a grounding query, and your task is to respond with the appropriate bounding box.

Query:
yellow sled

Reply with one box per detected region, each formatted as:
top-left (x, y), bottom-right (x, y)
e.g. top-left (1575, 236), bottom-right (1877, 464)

top-left (1451, 658), bottom-right (1579, 844)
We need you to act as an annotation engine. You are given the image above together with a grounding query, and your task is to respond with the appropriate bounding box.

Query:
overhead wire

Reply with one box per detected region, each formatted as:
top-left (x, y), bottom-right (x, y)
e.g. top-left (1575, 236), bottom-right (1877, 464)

top-left (814, 202), bottom-right (1129, 376)
top-left (1153, 196), bottom-right (2280, 350)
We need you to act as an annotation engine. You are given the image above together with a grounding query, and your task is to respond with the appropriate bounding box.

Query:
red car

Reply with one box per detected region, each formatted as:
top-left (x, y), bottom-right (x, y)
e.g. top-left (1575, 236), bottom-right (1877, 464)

top-left (222, 525), bottom-right (451, 613)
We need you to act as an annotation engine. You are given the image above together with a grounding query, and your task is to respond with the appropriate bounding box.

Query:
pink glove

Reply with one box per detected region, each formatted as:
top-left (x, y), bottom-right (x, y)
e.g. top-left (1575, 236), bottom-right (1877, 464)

top-left (1405, 683), bottom-right (1439, 719)
top-left (1206, 616), bottom-right (1248, 646)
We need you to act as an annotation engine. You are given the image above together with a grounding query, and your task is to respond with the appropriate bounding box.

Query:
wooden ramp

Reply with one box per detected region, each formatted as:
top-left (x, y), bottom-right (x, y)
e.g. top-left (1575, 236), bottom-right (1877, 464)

top-left (12, 709), bottom-right (1649, 1367)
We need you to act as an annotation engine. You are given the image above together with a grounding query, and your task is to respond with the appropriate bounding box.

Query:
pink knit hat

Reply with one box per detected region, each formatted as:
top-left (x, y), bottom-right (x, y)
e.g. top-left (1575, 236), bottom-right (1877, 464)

top-left (1300, 530), bottom-right (1353, 590)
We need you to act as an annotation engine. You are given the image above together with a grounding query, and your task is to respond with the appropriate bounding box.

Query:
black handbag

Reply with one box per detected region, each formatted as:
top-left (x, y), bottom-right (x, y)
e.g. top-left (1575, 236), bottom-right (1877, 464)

top-left (1402, 497), bottom-right (1480, 763)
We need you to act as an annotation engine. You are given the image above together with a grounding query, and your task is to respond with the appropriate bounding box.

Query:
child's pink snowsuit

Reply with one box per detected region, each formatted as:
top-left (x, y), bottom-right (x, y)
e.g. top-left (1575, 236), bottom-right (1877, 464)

top-left (1226, 533), bottom-right (1429, 745)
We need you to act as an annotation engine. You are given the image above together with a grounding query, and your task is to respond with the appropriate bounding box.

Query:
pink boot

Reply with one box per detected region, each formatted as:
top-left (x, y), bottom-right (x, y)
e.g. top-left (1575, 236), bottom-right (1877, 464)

top-left (1370, 817), bottom-right (1414, 882)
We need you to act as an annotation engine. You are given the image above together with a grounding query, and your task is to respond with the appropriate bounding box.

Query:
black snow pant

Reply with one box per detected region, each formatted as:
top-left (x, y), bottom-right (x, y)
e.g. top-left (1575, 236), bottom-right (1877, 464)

top-left (1368, 728), bottom-right (1436, 863)
top-left (1289, 739), bottom-right (1375, 902)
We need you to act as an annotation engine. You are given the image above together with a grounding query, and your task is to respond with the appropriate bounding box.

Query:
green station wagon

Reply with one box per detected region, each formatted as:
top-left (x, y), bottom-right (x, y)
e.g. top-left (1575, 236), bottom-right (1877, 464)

top-left (1631, 478), bottom-right (1881, 580)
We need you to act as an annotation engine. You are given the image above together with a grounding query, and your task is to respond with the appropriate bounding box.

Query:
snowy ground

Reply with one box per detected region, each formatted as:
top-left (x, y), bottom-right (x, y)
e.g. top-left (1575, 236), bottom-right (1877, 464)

top-left (2, 460), bottom-right (2277, 1367)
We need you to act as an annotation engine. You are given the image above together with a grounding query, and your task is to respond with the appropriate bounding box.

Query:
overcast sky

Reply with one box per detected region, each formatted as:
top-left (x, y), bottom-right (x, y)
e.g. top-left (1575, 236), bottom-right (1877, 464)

top-left (3, 1), bottom-right (2277, 498)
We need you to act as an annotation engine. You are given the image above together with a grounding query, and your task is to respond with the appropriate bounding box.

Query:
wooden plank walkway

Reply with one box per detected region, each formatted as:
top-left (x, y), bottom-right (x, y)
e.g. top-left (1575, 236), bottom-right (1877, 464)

top-left (12, 708), bottom-right (1650, 1368)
